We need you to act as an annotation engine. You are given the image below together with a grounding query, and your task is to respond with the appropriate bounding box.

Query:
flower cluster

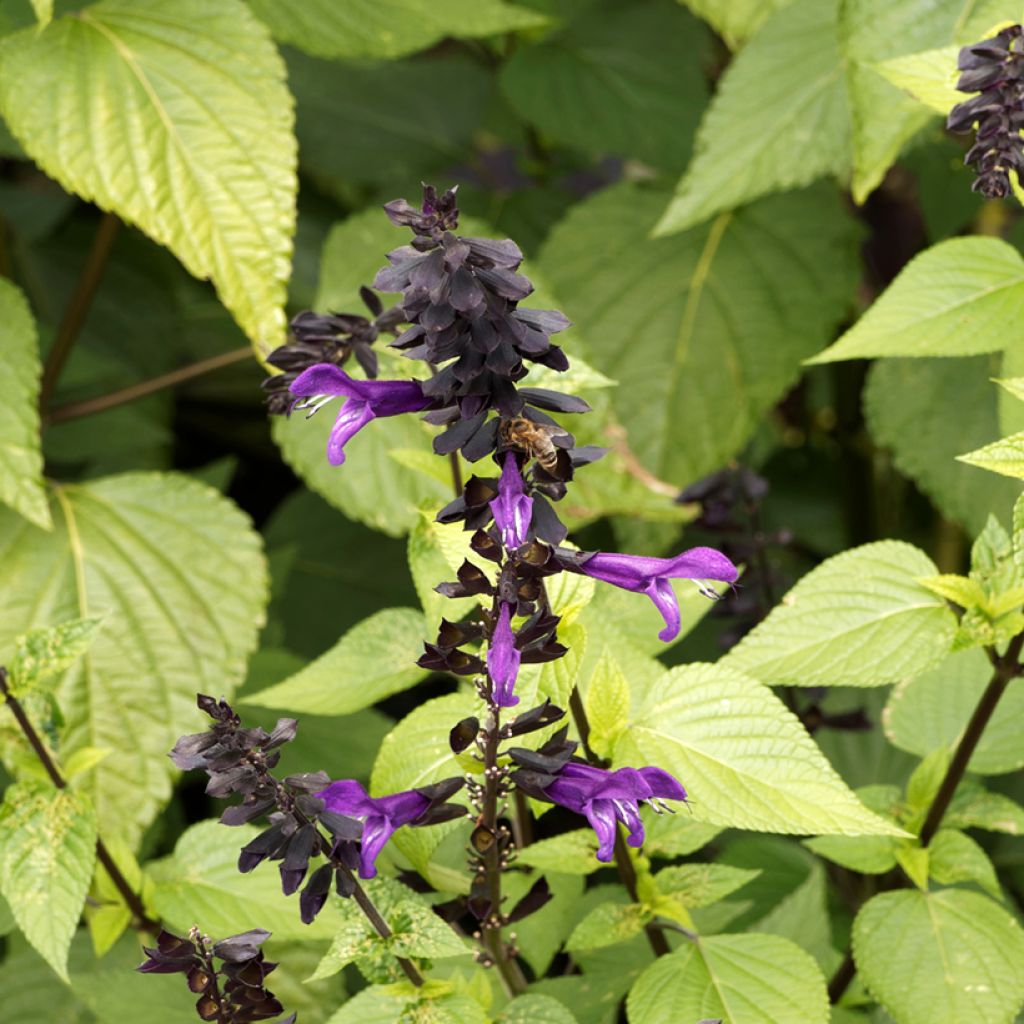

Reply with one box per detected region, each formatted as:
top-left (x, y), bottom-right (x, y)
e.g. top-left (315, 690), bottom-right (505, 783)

top-left (948, 25), bottom-right (1024, 199)
top-left (138, 927), bottom-right (294, 1024)
top-left (171, 695), bottom-right (463, 917)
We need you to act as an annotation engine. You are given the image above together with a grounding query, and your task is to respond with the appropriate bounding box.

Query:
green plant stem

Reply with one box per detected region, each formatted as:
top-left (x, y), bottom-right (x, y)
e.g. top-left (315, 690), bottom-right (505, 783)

top-left (45, 346), bottom-right (252, 426)
top-left (827, 950), bottom-right (857, 1003)
top-left (0, 666), bottom-right (160, 934)
top-left (567, 684), bottom-right (671, 958)
top-left (479, 703), bottom-right (528, 996)
top-left (349, 879), bottom-right (425, 987)
top-left (919, 632), bottom-right (1024, 847)
top-left (38, 212), bottom-right (120, 412)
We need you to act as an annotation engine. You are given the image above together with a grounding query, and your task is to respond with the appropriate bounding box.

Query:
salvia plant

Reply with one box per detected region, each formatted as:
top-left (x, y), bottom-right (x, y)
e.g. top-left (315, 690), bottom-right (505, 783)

top-left (7, 3), bottom-right (1024, 1024)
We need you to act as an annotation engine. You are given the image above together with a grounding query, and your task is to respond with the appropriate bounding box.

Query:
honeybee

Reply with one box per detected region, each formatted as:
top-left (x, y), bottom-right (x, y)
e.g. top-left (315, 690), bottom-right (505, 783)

top-left (499, 416), bottom-right (570, 472)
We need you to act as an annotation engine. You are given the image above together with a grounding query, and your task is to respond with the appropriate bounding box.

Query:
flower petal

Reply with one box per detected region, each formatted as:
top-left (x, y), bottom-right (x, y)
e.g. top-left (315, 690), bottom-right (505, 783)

top-left (315, 779), bottom-right (376, 818)
top-left (487, 602), bottom-right (521, 707)
top-left (637, 766), bottom-right (688, 802)
top-left (374, 789), bottom-right (431, 827)
top-left (290, 363), bottom-right (368, 399)
top-left (646, 577), bottom-right (681, 643)
top-left (328, 401), bottom-right (375, 465)
top-left (357, 814), bottom-right (395, 879)
top-left (584, 800), bottom-right (620, 861)
top-left (665, 546), bottom-right (739, 583)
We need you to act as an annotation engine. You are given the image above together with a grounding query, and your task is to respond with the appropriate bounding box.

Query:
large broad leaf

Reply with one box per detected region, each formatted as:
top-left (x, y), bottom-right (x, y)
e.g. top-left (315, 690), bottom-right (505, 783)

top-left (959, 431), bottom-right (1024, 480)
top-left (679, 0), bottom-right (794, 49)
top-left (884, 647), bottom-right (1024, 774)
top-left (499, 995), bottom-right (579, 1024)
top-left (655, 0), bottom-right (851, 235)
top-left (0, 782), bottom-right (97, 981)
top-left (499, 0), bottom-right (710, 172)
top-left (242, 608), bottom-right (427, 715)
top-left (247, 0), bottom-right (545, 60)
top-left (0, 278), bottom-right (49, 530)
top-left (539, 182), bottom-right (858, 486)
top-left (147, 821), bottom-right (340, 940)
top-left (865, 357), bottom-right (1021, 536)
top-left (0, 473), bottom-right (266, 846)
top-left (722, 541), bottom-right (956, 688)
top-left (288, 51), bottom-right (493, 195)
top-left (810, 238), bottom-right (1024, 362)
top-left (614, 663), bottom-right (905, 835)
top-left (841, 0), bottom-right (1003, 203)
top-left (0, 0), bottom-right (297, 357)
top-left (626, 933), bottom-right (828, 1024)
top-left (853, 889), bottom-right (1024, 1024)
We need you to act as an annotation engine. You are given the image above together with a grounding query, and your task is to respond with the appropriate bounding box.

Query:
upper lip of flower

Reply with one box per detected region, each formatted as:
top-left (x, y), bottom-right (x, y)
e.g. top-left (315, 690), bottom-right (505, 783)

top-left (487, 600), bottom-right (522, 708)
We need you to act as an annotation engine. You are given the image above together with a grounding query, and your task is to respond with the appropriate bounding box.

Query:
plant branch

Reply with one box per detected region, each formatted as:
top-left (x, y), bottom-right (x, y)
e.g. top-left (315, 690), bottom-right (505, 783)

top-left (919, 632), bottom-right (1024, 847)
top-left (45, 347), bottom-right (252, 426)
top-left (827, 950), bottom-right (856, 1004)
top-left (566, 683), bottom-right (670, 958)
top-left (0, 666), bottom-right (159, 934)
top-left (349, 876), bottom-right (424, 987)
top-left (39, 212), bottom-right (120, 412)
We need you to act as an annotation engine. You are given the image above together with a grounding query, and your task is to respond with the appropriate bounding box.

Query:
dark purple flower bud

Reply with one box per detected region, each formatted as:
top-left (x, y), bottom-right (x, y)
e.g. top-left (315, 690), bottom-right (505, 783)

top-left (487, 601), bottom-right (521, 708)
top-left (299, 863), bottom-right (334, 924)
top-left (540, 762), bottom-right (687, 861)
top-left (450, 716), bottom-right (480, 753)
top-left (289, 364), bottom-right (432, 466)
top-left (279, 823), bottom-right (318, 896)
top-left (213, 930), bottom-right (271, 963)
top-left (490, 452), bottom-right (533, 550)
top-left (566, 546), bottom-right (739, 642)
top-left (315, 780), bottom-right (433, 879)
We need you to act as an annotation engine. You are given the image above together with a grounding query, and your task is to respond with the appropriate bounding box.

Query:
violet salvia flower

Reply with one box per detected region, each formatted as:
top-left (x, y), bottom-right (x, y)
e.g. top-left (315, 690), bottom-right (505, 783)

top-left (487, 601), bottom-right (522, 707)
top-left (490, 452), bottom-right (533, 550)
top-left (289, 363), bottom-right (432, 466)
top-left (542, 763), bottom-right (687, 861)
top-left (948, 25), bottom-right (1024, 198)
top-left (568, 547), bottom-right (739, 642)
top-left (315, 780), bottom-right (432, 879)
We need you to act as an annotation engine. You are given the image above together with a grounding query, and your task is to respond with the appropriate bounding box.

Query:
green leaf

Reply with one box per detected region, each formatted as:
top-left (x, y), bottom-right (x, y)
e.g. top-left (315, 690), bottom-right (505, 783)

top-left (0, 781), bottom-right (97, 981)
top-left (241, 608), bottom-right (427, 715)
top-left (370, 693), bottom-right (475, 882)
top-left (499, 994), bottom-right (579, 1024)
top-left (499, 0), bottom-right (710, 172)
top-left (929, 828), bottom-right (1002, 898)
top-left (945, 782), bottom-right (1024, 835)
top-left (853, 888), bottom-right (1024, 1024)
top-left (841, 0), bottom-right (988, 203)
top-left (9, 617), bottom-right (103, 696)
top-left (539, 182), bottom-right (859, 486)
top-left (678, 0), bottom-right (794, 48)
top-left (0, 278), bottom-right (49, 529)
top-left (0, 0), bottom-right (297, 358)
top-left (959, 431), bottom-right (1024, 479)
top-left (615, 663), bottom-right (906, 836)
top-left (287, 51), bottom-right (493, 195)
top-left (566, 901), bottom-right (648, 952)
top-left (723, 541), bottom-right (955, 688)
top-left (805, 802), bottom-right (900, 873)
top-left (627, 932), bottom-right (828, 1024)
top-left (147, 820), bottom-right (339, 940)
top-left (810, 237), bottom-right (1024, 362)
top-left (919, 574), bottom-right (987, 608)
top-left (884, 648), bottom-right (1024, 774)
top-left (583, 647), bottom-right (631, 758)
top-left (864, 357), bottom-right (1021, 536)
top-left (655, 0), bottom-right (850, 235)
top-left (0, 473), bottom-right (266, 846)
top-left (653, 863), bottom-right (760, 910)
top-left (516, 829), bottom-right (602, 876)
top-left (29, 0), bottom-right (53, 27)
top-left (407, 509), bottom-right (484, 625)
top-left (84, 835), bottom-right (140, 957)
top-left (247, 0), bottom-right (545, 60)
top-left (875, 44), bottom-right (960, 113)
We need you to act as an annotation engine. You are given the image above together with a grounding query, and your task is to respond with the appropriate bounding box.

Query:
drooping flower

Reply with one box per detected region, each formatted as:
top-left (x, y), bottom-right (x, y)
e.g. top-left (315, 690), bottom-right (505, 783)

top-left (486, 601), bottom-right (522, 708)
top-left (315, 778), bottom-right (464, 879)
top-left (540, 763), bottom-right (687, 862)
top-left (566, 547), bottom-right (739, 642)
top-left (948, 25), bottom-right (1024, 198)
top-left (289, 363), bottom-right (432, 466)
top-left (490, 452), bottom-right (533, 550)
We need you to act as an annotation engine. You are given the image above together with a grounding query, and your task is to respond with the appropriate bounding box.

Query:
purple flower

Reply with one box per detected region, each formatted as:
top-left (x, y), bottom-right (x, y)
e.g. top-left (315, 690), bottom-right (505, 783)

top-left (490, 452), bottom-right (533, 550)
top-left (575, 547), bottom-right (739, 642)
top-left (543, 763), bottom-right (687, 861)
top-left (289, 363), bottom-right (431, 466)
top-left (486, 601), bottom-right (521, 708)
top-left (315, 779), bottom-right (431, 879)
